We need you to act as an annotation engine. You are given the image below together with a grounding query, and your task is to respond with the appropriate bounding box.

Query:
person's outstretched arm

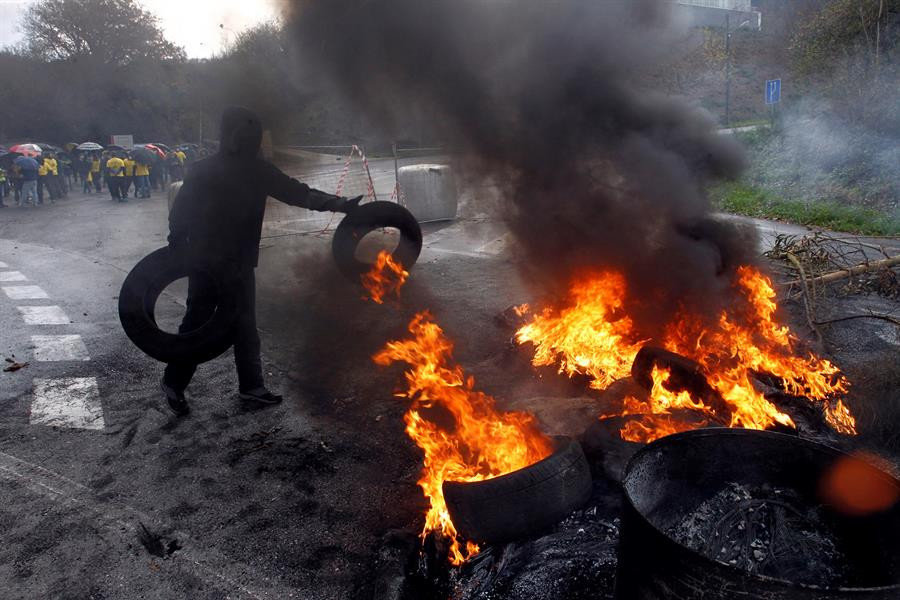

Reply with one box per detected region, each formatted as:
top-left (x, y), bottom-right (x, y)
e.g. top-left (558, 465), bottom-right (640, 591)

top-left (262, 162), bottom-right (361, 213)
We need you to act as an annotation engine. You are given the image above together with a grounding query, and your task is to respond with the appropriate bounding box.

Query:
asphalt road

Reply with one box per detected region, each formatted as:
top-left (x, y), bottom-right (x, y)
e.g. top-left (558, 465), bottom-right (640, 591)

top-left (0, 156), bottom-right (524, 599)
top-left (0, 157), bottom-right (896, 599)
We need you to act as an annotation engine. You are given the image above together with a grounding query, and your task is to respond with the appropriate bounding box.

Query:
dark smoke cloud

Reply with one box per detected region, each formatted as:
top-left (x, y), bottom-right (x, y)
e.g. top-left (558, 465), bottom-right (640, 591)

top-left (282, 0), bottom-right (758, 339)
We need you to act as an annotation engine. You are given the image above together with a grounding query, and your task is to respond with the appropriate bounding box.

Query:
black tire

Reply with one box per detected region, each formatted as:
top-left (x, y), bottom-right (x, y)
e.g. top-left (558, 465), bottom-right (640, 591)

top-left (118, 247), bottom-right (240, 364)
top-left (443, 436), bottom-right (593, 545)
top-left (331, 201), bottom-right (423, 280)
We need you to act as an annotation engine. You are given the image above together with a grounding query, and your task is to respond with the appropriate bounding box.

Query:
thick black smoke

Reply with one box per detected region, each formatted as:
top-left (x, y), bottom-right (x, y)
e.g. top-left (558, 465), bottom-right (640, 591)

top-left (282, 0), bottom-right (759, 339)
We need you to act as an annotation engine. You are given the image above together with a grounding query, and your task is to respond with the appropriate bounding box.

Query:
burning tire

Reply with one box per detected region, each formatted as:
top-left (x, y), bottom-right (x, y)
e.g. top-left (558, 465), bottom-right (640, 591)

top-left (332, 201), bottom-right (423, 280)
top-left (118, 247), bottom-right (240, 364)
top-left (443, 436), bottom-right (592, 545)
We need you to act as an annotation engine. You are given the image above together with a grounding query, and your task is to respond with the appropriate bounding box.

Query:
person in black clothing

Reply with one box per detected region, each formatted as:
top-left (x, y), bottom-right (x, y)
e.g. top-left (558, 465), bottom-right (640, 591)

top-left (161, 106), bottom-right (361, 416)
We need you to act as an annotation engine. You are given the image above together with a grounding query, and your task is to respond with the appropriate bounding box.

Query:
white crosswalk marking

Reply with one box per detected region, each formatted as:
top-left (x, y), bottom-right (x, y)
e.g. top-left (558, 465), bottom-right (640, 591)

top-left (0, 262), bottom-right (7, 268)
top-left (17, 306), bottom-right (71, 325)
top-left (2, 285), bottom-right (49, 300)
top-left (0, 271), bottom-right (27, 282)
top-left (31, 335), bottom-right (90, 361)
top-left (30, 378), bottom-right (105, 430)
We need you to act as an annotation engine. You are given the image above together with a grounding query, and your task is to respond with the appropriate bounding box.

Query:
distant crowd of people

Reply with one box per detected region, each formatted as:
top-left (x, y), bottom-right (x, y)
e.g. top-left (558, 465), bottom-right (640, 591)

top-left (0, 144), bottom-right (209, 208)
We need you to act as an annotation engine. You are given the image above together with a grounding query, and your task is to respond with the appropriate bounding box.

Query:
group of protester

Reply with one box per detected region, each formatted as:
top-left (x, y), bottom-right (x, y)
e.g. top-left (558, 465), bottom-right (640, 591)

top-left (0, 151), bottom-right (70, 207)
top-left (0, 144), bottom-right (203, 207)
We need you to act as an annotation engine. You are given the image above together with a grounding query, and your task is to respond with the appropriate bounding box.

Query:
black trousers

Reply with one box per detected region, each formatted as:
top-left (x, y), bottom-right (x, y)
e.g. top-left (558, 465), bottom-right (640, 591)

top-left (163, 271), bottom-right (263, 394)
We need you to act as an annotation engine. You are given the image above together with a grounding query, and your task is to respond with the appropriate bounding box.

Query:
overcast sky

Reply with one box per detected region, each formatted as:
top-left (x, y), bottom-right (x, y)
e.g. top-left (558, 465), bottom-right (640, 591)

top-left (0, 0), bottom-right (282, 58)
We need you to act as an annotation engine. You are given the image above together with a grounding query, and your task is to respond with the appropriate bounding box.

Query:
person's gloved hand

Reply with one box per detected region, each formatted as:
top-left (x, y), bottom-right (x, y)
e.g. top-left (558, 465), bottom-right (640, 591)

top-left (337, 195), bottom-right (363, 214)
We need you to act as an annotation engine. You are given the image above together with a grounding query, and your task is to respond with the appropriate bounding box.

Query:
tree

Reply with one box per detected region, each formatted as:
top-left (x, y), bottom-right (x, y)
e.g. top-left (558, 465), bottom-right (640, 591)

top-left (22, 0), bottom-right (185, 64)
top-left (790, 0), bottom-right (899, 125)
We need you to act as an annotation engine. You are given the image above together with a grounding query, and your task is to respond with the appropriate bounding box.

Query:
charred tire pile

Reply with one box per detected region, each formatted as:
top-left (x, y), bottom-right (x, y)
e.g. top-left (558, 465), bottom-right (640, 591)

top-left (443, 436), bottom-right (593, 545)
top-left (118, 247), bottom-right (239, 364)
top-left (332, 201), bottom-right (423, 280)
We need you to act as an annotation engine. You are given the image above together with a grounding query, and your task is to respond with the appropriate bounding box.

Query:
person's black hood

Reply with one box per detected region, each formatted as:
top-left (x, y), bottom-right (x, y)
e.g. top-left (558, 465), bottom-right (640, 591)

top-left (219, 106), bottom-right (263, 158)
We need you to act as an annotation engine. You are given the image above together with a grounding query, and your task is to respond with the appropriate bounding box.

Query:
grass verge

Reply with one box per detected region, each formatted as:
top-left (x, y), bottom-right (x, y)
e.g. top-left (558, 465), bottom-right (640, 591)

top-left (710, 181), bottom-right (900, 236)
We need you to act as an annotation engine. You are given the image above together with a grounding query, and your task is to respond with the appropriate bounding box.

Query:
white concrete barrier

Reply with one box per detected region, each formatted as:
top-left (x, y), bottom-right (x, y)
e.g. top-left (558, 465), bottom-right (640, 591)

top-left (398, 164), bottom-right (458, 222)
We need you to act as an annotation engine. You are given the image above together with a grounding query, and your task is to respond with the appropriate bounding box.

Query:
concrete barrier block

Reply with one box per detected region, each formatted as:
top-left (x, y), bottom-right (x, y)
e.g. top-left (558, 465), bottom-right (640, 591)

top-left (398, 164), bottom-right (457, 222)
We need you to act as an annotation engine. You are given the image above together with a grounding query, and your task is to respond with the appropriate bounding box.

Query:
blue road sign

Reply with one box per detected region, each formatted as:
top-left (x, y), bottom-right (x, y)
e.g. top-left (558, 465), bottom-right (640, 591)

top-left (766, 79), bottom-right (781, 105)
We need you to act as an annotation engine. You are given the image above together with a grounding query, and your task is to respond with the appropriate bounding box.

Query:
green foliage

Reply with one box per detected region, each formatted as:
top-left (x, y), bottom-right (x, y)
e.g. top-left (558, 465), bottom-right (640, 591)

top-left (791, 0), bottom-right (899, 78)
top-left (711, 181), bottom-right (900, 236)
top-left (22, 0), bottom-right (185, 64)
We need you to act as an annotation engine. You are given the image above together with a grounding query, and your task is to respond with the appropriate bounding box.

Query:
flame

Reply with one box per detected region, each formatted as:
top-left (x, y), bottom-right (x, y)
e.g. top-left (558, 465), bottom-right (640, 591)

top-left (614, 367), bottom-right (713, 443)
top-left (515, 272), bottom-right (646, 390)
top-left (517, 266), bottom-right (856, 442)
top-left (619, 413), bottom-right (705, 444)
top-left (374, 312), bottom-right (554, 564)
top-left (361, 250), bottom-right (409, 304)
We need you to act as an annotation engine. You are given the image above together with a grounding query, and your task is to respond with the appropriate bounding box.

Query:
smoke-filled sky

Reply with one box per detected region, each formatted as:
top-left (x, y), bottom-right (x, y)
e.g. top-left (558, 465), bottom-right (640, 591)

top-left (284, 0), bottom-right (757, 337)
top-left (0, 0), bottom-right (281, 57)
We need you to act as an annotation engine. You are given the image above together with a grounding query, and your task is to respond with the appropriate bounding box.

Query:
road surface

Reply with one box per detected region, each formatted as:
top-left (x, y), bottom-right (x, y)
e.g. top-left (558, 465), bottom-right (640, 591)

top-left (0, 154), bottom-right (896, 598)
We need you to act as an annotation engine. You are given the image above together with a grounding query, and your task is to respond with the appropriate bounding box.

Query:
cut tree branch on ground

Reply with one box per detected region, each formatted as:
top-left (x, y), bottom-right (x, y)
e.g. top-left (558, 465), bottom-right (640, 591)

top-left (786, 252), bottom-right (823, 345)
top-left (782, 255), bottom-right (900, 288)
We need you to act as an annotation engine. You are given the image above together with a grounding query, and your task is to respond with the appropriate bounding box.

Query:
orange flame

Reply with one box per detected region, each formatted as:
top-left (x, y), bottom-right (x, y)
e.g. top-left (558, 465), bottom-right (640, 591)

top-left (517, 266), bottom-right (856, 442)
top-left (515, 272), bottom-right (646, 390)
top-left (374, 312), bottom-right (554, 564)
top-left (614, 367), bottom-right (714, 443)
top-left (361, 250), bottom-right (409, 304)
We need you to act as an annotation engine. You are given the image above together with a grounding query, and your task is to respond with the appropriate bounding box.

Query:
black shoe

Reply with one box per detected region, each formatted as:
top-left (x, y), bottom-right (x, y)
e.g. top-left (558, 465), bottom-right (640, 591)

top-left (239, 388), bottom-right (283, 405)
top-left (160, 378), bottom-right (189, 416)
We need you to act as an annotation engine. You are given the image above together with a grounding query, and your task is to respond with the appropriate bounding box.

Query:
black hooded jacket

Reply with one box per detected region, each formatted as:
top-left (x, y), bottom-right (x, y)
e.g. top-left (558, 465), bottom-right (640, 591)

top-left (168, 107), bottom-right (344, 270)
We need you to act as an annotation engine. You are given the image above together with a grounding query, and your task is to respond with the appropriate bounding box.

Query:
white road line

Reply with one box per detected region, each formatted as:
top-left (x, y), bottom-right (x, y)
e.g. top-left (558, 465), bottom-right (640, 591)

top-left (30, 377), bottom-right (105, 430)
top-left (31, 335), bottom-right (90, 361)
top-left (0, 261), bottom-right (7, 268)
top-left (17, 305), bottom-right (71, 325)
top-left (0, 271), bottom-right (27, 282)
top-left (2, 285), bottom-right (49, 300)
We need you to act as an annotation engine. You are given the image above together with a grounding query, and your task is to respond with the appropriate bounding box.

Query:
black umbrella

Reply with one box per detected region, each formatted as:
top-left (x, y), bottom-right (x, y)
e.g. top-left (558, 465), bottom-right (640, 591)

top-left (132, 147), bottom-right (154, 164)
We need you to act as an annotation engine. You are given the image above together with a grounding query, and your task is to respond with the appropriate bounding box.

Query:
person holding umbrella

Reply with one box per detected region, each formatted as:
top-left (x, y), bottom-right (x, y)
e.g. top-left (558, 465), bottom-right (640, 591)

top-left (14, 155), bottom-right (40, 206)
top-left (123, 153), bottom-right (136, 198)
top-left (105, 152), bottom-right (126, 202)
top-left (10, 162), bottom-right (23, 205)
top-left (0, 148), bottom-right (9, 206)
top-left (91, 153), bottom-right (103, 192)
top-left (0, 166), bottom-right (7, 207)
top-left (132, 147), bottom-right (154, 199)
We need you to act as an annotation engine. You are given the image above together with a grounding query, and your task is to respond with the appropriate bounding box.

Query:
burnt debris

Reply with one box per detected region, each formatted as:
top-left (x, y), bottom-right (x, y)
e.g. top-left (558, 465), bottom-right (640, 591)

top-left (667, 482), bottom-right (850, 588)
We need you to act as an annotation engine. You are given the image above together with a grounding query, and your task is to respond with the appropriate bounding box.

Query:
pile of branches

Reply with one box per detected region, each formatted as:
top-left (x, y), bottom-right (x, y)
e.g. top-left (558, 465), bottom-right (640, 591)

top-left (766, 233), bottom-right (900, 341)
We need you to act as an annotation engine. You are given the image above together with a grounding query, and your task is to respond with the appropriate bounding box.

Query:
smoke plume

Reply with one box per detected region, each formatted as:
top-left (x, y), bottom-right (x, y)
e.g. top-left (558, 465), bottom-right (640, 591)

top-left (282, 0), bottom-right (759, 339)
